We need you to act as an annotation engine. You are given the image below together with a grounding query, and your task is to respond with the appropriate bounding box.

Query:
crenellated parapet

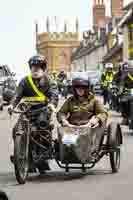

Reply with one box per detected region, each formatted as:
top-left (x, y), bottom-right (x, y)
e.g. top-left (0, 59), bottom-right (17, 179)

top-left (35, 17), bottom-right (80, 72)
top-left (37, 31), bottom-right (79, 45)
top-left (36, 17), bottom-right (79, 45)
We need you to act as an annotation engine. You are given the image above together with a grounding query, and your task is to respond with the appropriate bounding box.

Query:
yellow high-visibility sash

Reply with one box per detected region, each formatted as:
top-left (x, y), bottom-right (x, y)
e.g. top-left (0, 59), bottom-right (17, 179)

top-left (23, 74), bottom-right (49, 102)
top-left (105, 73), bottom-right (113, 81)
top-left (102, 73), bottom-right (113, 87)
top-left (128, 73), bottom-right (133, 81)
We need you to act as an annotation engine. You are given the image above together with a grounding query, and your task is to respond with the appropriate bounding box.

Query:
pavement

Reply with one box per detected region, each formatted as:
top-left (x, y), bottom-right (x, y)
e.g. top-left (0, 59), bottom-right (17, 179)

top-left (0, 98), bottom-right (133, 200)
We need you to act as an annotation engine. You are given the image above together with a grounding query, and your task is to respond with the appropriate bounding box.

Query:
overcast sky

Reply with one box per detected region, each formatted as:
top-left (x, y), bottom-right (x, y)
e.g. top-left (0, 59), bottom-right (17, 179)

top-left (0, 0), bottom-right (131, 74)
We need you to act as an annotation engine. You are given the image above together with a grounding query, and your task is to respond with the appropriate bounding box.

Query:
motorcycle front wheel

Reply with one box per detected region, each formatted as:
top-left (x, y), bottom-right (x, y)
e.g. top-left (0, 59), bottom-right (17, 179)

top-left (14, 134), bottom-right (29, 184)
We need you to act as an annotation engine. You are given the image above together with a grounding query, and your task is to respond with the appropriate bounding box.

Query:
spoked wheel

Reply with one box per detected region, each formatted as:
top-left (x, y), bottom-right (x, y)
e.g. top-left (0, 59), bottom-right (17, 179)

top-left (108, 122), bottom-right (122, 173)
top-left (110, 148), bottom-right (120, 173)
top-left (14, 134), bottom-right (29, 184)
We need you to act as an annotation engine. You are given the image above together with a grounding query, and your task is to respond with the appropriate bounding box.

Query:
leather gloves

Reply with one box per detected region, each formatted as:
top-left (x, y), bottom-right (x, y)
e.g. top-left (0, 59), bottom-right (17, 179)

top-left (7, 104), bottom-right (13, 114)
top-left (87, 116), bottom-right (100, 128)
top-left (62, 118), bottom-right (70, 127)
top-left (48, 103), bottom-right (56, 112)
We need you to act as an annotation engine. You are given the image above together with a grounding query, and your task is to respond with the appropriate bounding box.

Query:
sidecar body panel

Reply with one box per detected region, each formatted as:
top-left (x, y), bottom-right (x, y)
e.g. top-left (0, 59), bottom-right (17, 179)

top-left (57, 125), bottom-right (105, 164)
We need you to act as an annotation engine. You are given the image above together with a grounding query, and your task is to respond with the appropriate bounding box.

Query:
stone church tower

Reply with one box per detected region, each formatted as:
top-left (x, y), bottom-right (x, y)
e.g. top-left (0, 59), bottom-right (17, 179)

top-left (93, 0), bottom-right (106, 32)
top-left (35, 18), bottom-right (80, 72)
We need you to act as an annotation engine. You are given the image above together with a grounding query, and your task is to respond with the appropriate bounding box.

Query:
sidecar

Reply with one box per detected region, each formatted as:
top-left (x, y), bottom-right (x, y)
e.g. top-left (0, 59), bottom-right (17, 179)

top-left (55, 122), bottom-right (122, 173)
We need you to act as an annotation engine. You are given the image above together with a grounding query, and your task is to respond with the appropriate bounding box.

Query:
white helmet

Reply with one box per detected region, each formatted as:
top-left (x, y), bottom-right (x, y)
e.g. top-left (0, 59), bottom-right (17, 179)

top-left (105, 63), bottom-right (113, 69)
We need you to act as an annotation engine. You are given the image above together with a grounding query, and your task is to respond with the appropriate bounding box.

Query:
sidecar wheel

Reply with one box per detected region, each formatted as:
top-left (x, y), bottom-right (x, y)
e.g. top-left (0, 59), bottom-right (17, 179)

top-left (107, 122), bottom-right (121, 173)
top-left (110, 149), bottom-right (120, 173)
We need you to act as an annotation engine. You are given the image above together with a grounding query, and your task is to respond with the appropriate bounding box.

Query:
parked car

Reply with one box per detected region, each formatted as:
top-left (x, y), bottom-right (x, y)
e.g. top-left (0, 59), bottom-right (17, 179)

top-left (0, 65), bottom-right (16, 103)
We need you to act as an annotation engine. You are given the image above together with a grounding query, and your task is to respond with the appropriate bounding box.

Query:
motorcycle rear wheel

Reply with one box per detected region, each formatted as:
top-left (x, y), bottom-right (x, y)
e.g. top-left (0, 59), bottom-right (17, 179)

top-left (14, 134), bottom-right (29, 184)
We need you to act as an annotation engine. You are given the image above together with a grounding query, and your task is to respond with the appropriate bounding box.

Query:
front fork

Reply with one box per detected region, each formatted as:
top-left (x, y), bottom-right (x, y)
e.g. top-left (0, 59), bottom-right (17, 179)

top-left (24, 118), bottom-right (30, 161)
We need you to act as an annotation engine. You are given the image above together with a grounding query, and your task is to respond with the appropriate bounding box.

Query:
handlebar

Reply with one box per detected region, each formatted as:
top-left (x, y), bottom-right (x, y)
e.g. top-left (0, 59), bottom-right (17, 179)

top-left (8, 104), bottom-right (53, 116)
top-left (63, 123), bottom-right (96, 129)
top-left (8, 108), bottom-right (26, 115)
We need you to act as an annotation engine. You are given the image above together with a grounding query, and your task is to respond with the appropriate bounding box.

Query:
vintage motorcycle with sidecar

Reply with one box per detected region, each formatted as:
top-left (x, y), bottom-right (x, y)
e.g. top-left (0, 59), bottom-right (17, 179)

top-left (9, 101), bottom-right (122, 184)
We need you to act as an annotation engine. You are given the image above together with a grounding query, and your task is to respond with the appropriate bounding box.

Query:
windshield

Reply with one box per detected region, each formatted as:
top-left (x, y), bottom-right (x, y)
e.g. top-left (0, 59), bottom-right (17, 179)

top-left (69, 71), bottom-right (100, 84)
top-left (70, 72), bottom-right (89, 80)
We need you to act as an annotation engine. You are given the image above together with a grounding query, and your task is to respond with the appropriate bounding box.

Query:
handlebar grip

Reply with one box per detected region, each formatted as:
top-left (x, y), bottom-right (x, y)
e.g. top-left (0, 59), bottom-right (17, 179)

top-left (8, 108), bottom-right (25, 114)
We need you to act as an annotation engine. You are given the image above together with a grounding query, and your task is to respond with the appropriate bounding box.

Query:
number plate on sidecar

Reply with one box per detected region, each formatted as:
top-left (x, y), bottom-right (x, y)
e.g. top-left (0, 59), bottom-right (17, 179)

top-left (62, 134), bottom-right (79, 145)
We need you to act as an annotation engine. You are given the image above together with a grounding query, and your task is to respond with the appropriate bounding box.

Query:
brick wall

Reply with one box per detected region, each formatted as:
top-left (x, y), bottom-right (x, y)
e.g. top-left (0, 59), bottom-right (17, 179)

top-left (111, 0), bottom-right (124, 17)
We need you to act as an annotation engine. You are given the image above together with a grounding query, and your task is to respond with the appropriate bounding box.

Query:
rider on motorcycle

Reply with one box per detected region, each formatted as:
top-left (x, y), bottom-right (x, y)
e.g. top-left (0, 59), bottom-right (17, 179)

top-left (57, 70), bottom-right (67, 81)
top-left (113, 62), bottom-right (123, 87)
top-left (49, 71), bottom-right (59, 104)
top-left (113, 62), bottom-right (129, 86)
top-left (101, 63), bottom-right (114, 105)
top-left (8, 54), bottom-right (58, 172)
top-left (9, 55), bottom-right (58, 109)
top-left (110, 62), bottom-right (125, 111)
top-left (120, 61), bottom-right (133, 124)
top-left (57, 76), bottom-right (108, 127)
top-left (57, 70), bottom-right (67, 95)
top-left (51, 71), bottom-right (57, 81)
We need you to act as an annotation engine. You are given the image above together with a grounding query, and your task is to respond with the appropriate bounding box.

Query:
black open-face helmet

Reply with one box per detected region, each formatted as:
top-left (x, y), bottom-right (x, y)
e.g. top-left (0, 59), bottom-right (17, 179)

top-left (28, 54), bottom-right (47, 70)
top-left (72, 76), bottom-right (90, 97)
top-left (72, 76), bottom-right (90, 88)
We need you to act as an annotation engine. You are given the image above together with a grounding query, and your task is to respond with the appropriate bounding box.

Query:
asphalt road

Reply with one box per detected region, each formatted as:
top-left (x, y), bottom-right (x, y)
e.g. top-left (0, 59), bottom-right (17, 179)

top-left (0, 99), bottom-right (133, 200)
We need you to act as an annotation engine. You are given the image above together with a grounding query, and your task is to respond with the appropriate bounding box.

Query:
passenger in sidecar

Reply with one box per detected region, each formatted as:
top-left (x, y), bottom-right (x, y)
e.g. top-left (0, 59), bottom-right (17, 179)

top-left (57, 75), bottom-right (107, 132)
top-left (56, 76), bottom-right (122, 173)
